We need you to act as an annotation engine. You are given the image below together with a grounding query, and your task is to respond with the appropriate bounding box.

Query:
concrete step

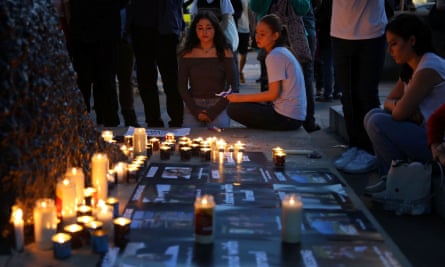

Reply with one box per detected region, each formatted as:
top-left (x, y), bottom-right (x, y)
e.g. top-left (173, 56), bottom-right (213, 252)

top-left (329, 105), bottom-right (348, 143)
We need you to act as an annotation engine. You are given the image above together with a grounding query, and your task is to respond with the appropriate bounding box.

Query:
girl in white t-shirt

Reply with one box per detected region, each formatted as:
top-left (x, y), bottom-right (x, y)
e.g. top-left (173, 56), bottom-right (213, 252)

top-left (226, 14), bottom-right (306, 130)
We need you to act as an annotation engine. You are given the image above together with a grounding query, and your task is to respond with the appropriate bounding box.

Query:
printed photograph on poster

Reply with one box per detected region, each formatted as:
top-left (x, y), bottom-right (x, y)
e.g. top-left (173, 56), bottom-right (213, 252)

top-left (128, 183), bottom-right (203, 204)
top-left (211, 165), bottom-right (275, 184)
top-left (274, 168), bottom-right (344, 186)
top-left (144, 163), bottom-right (210, 184)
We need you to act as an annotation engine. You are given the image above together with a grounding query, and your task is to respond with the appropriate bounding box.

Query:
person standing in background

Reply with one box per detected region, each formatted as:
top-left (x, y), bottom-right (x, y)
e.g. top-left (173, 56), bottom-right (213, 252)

top-left (69, 0), bottom-right (126, 127)
top-left (127, 0), bottom-right (184, 128)
top-left (237, 0), bottom-right (250, 84)
top-left (331, 0), bottom-right (387, 174)
top-left (116, 6), bottom-right (139, 127)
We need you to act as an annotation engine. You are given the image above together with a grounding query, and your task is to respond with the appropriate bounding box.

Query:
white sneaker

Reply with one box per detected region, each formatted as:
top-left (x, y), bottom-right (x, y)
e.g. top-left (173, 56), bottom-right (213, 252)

top-left (343, 149), bottom-right (377, 174)
top-left (333, 147), bottom-right (358, 170)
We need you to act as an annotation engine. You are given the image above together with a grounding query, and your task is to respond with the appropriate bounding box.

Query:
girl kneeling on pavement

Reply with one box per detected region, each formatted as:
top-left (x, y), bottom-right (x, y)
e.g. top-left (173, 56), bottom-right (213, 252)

top-left (364, 14), bottom-right (445, 194)
top-left (225, 14), bottom-right (307, 131)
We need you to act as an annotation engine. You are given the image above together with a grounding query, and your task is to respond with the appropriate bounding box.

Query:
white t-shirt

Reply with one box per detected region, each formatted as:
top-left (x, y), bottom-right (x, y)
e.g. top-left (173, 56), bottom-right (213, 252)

top-left (331, 0), bottom-right (387, 40)
top-left (190, 0), bottom-right (234, 15)
top-left (412, 53), bottom-right (445, 121)
top-left (266, 47), bottom-right (307, 121)
top-left (237, 0), bottom-right (250, 33)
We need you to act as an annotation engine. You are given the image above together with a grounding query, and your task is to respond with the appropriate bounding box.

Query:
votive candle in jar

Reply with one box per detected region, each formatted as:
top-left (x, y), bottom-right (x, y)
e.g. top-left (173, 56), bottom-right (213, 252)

top-left (180, 146), bottom-right (192, 161)
top-left (133, 127), bottom-right (147, 156)
top-left (194, 195), bottom-right (215, 244)
top-left (106, 197), bottom-right (119, 218)
top-left (149, 137), bottom-right (160, 152)
top-left (10, 206), bottom-right (24, 252)
top-left (113, 217), bottom-right (131, 249)
top-left (34, 198), bottom-right (58, 250)
top-left (274, 151), bottom-right (286, 169)
top-left (52, 233), bottom-right (72, 259)
top-left (281, 194), bottom-right (303, 243)
top-left (63, 224), bottom-right (83, 249)
top-left (160, 144), bottom-right (171, 160)
top-left (101, 130), bottom-right (114, 143)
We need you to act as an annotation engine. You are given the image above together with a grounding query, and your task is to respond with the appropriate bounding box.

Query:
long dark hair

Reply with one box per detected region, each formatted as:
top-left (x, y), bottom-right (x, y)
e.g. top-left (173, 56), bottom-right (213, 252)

top-left (259, 14), bottom-right (297, 56)
top-left (386, 14), bottom-right (435, 83)
top-left (179, 11), bottom-right (229, 61)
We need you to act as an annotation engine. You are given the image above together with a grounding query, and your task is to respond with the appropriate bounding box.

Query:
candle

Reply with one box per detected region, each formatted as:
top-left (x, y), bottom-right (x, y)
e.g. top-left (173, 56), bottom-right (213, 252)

top-left (77, 215), bottom-right (94, 226)
top-left (64, 167), bottom-right (85, 206)
top-left (191, 143), bottom-right (200, 157)
top-left (63, 224), bottom-right (83, 249)
top-left (272, 146), bottom-right (284, 162)
top-left (84, 187), bottom-right (97, 207)
top-left (124, 135), bottom-right (133, 147)
top-left (180, 146), bottom-right (192, 161)
top-left (194, 195), bottom-right (215, 244)
top-left (52, 233), bottom-right (71, 259)
top-left (133, 127), bottom-right (147, 156)
top-left (274, 151), bottom-right (286, 169)
top-left (114, 162), bottom-right (128, 183)
top-left (101, 130), bottom-right (114, 143)
top-left (10, 206), bottom-right (24, 252)
top-left (149, 137), bottom-right (160, 151)
top-left (91, 153), bottom-right (109, 202)
top-left (77, 205), bottom-right (92, 217)
top-left (56, 178), bottom-right (77, 225)
top-left (96, 201), bottom-right (113, 234)
top-left (160, 144), bottom-right (171, 160)
top-left (34, 198), bottom-right (58, 250)
top-left (85, 220), bottom-right (103, 235)
top-left (113, 217), bottom-right (131, 249)
top-left (165, 132), bottom-right (175, 142)
top-left (200, 147), bottom-right (211, 162)
top-left (281, 194), bottom-right (303, 243)
top-left (91, 230), bottom-right (109, 254)
top-left (106, 197), bottom-right (119, 218)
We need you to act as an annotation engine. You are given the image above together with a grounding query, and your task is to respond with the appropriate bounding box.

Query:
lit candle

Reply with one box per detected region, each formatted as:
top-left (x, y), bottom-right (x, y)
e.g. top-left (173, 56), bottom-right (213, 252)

top-left (272, 146), bottom-right (284, 162)
top-left (113, 217), bottom-right (131, 249)
top-left (10, 206), bottom-right (24, 252)
top-left (101, 130), bottom-right (114, 143)
top-left (56, 178), bottom-right (77, 225)
top-left (114, 162), bottom-right (128, 183)
top-left (64, 167), bottom-right (85, 206)
top-left (160, 144), bottom-right (171, 160)
top-left (180, 146), bottom-right (192, 161)
top-left (133, 127), bottom-right (147, 156)
top-left (200, 147), bottom-right (211, 162)
top-left (85, 220), bottom-right (103, 235)
top-left (149, 137), bottom-right (160, 151)
top-left (52, 233), bottom-right (71, 259)
top-left (63, 224), bottom-right (83, 249)
top-left (96, 201), bottom-right (113, 234)
top-left (281, 194), bottom-right (303, 243)
top-left (34, 198), bottom-right (58, 250)
top-left (91, 230), bottom-right (108, 254)
top-left (194, 195), bottom-right (215, 244)
top-left (274, 151), bottom-right (286, 169)
top-left (77, 205), bottom-right (92, 217)
top-left (91, 153), bottom-right (109, 201)
top-left (165, 132), bottom-right (175, 142)
top-left (124, 135), bottom-right (133, 147)
top-left (84, 187), bottom-right (97, 207)
top-left (106, 197), bottom-right (119, 218)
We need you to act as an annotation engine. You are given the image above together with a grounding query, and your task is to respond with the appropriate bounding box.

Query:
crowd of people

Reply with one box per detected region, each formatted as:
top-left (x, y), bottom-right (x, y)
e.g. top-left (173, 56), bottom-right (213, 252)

top-left (55, 0), bottom-right (445, 201)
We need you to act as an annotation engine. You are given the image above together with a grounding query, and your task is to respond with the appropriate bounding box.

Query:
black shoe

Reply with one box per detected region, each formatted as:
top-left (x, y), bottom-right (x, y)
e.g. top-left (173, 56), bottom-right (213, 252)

top-left (304, 123), bottom-right (321, 133)
top-left (315, 96), bottom-right (333, 102)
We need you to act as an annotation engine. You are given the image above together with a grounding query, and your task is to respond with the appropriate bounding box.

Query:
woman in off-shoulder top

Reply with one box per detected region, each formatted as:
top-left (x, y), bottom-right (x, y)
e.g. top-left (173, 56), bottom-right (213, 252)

top-left (178, 11), bottom-right (236, 128)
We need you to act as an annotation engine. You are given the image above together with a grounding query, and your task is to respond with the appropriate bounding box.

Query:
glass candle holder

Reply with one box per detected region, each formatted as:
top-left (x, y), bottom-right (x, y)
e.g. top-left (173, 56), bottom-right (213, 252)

top-left (149, 138), bottom-right (160, 152)
top-left (200, 147), bottom-right (211, 162)
top-left (194, 195), bottom-right (215, 244)
top-left (180, 146), bottom-right (192, 161)
top-left (52, 233), bottom-right (72, 259)
top-left (63, 224), bottom-right (83, 249)
top-left (281, 194), bottom-right (303, 243)
top-left (113, 217), bottom-right (132, 249)
top-left (160, 145), bottom-right (171, 160)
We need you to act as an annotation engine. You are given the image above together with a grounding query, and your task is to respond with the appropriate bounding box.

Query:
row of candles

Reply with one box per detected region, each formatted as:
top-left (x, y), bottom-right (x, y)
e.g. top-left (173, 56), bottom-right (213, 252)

top-left (195, 192), bottom-right (302, 244)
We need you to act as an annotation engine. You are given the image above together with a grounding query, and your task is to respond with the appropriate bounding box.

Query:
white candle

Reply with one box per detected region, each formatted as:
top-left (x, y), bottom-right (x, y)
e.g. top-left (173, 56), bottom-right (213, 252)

top-left (281, 194), bottom-right (303, 243)
top-left (133, 128), bottom-right (147, 156)
top-left (91, 153), bottom-right (109, 201)
top-left (56, 178), bottom-right (77, 225)
top-left (34, 198), bottom-right (58, 250)
top-left (101, 130), bottom-right (114, 143)
top-left (114, 162), bottom-right (128, 183)
top-left (95, 200), bottom-right (113, 234)
top-left (64, 167), bottom-right (85, 206)
top-left (194, 195), bottom-right (215, 244)
top-left (10, 206), bottom-right (24, 252)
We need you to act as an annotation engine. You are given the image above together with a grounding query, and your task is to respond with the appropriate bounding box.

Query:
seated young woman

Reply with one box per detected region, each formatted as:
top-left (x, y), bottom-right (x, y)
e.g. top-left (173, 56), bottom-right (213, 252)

top-left (225, 14), bottom-right (307, 131)
top-left (178, 11), bottom-right (236, 128)
top-left (364, 13), bottom-right (445, 193)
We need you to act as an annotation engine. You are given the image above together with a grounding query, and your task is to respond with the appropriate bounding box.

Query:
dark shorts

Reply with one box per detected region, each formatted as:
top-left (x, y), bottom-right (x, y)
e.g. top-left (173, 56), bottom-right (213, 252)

top-left (238, 32), bottom-right (250, 55)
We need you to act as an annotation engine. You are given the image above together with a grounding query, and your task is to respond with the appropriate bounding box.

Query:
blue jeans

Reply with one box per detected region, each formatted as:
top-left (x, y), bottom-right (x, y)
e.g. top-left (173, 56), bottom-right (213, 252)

top-left (364, 108), bottom-right (432, 176)
top-left (227, 102), bottom-right (303, 130)
top-left (332, 36), bottom-right (386, 152)
top-left (183, 98), bottom-right (230, 128)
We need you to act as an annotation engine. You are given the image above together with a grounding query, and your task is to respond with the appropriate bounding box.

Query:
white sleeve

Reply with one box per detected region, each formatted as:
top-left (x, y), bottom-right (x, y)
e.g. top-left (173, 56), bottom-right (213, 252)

top-left (220, 0), bottom-right (234, 14)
